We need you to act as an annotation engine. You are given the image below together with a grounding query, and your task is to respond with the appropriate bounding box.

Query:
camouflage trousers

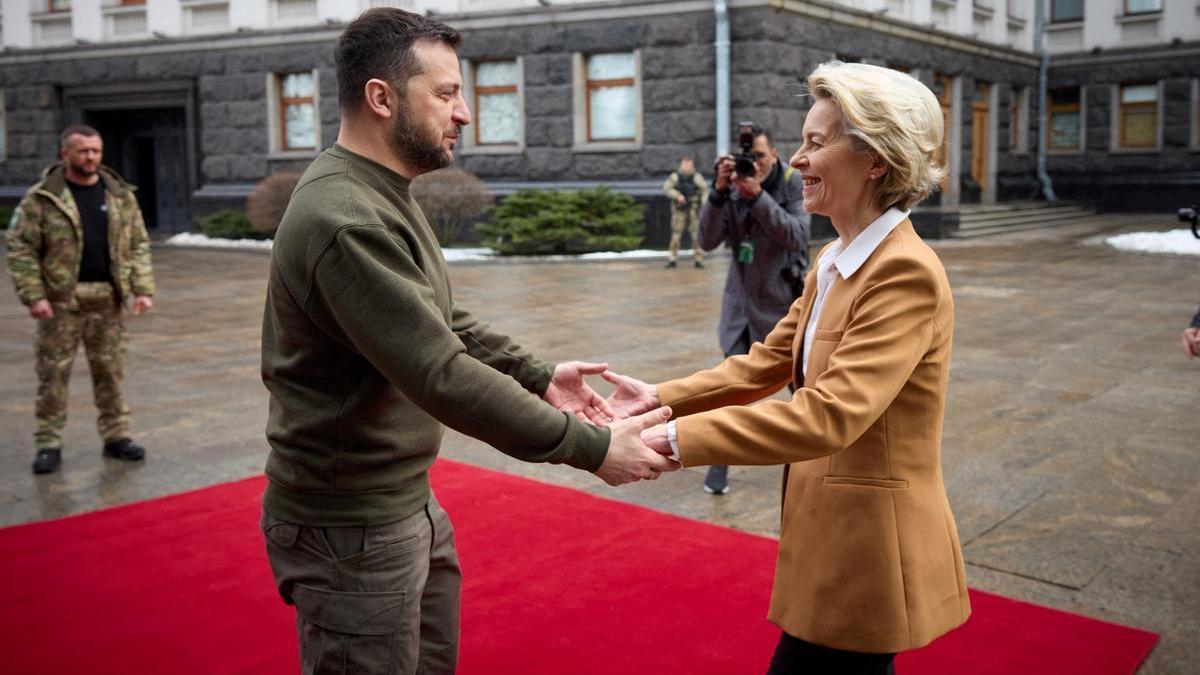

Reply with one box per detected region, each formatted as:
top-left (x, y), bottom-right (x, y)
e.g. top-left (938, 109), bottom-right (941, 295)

top-left (668, 205), bottom-right (703, 262)
top-left (34, 282), bottom-right (130, 449)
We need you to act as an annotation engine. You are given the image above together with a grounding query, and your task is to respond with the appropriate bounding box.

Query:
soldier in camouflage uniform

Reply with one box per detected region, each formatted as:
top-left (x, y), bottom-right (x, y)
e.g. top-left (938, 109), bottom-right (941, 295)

top-left (5, 124), bottom-right (156, 474)
top-left (662, 156), bottom-right (708, 268)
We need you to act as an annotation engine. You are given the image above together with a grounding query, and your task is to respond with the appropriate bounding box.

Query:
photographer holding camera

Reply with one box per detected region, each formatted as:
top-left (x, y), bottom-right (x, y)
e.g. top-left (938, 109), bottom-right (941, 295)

top-left (696, 122), bottom-right (810, 495)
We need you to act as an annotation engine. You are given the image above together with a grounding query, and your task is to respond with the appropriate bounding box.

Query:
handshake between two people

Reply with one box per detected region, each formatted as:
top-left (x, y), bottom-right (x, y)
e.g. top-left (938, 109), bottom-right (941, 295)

top-left (543, 361), bottom-right (679, 487)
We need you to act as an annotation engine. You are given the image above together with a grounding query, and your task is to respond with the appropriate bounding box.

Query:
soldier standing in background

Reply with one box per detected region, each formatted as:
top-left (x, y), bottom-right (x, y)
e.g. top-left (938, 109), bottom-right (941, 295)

top-left (6, 124), bottom-right (156, 475)
top-left (662, 156), bottom-right (708, 268)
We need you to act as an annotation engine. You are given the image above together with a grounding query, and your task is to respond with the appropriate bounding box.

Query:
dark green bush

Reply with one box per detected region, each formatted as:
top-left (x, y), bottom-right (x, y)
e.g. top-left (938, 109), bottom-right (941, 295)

top-left (476, 187), bottom-right (645, 255)
top-left (0, 206), bottom-right (13, 230)
top-left (195, 209), bottom-right (266, 240)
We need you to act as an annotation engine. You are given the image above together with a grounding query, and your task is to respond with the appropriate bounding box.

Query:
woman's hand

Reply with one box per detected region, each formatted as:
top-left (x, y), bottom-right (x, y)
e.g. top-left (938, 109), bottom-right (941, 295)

top-left (601, 371), bottom-right (661, 422)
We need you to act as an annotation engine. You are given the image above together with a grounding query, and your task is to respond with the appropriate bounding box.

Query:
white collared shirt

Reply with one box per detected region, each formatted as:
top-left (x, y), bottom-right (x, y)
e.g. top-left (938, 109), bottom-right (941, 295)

top-left (802, 207), bottom-right (909, 377)
top-left (666, 207), bottom-right (910, 460)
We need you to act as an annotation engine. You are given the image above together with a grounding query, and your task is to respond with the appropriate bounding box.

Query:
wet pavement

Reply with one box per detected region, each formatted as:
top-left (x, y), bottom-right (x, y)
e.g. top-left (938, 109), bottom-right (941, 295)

top-left (1, 214), bottom-right (1197, 673)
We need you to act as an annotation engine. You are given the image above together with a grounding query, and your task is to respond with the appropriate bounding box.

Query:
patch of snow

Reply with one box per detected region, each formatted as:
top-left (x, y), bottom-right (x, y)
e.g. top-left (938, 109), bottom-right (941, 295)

top-left (441, 248), bottom-right (495, 262)
top-left (579, 249), bottom-right (668, 260)
top-left (164, 235), bottom-right (675, 263)
top-left (164, 233), bottom-right (273, 250)
top-left (1105, 229), bottom-right (1200, 257)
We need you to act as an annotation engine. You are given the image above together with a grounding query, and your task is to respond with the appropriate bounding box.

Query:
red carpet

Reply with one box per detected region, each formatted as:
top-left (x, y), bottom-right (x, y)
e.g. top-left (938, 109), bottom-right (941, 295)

top-left (0, 460), bottom-right (1157, 674)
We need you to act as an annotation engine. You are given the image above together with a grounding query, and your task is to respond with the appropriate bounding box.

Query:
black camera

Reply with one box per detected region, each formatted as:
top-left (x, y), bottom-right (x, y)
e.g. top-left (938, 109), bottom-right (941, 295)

top-left (734, 121), bottom-right (761, 178)
top-left (1179, 205), bottom-right (1200, 240)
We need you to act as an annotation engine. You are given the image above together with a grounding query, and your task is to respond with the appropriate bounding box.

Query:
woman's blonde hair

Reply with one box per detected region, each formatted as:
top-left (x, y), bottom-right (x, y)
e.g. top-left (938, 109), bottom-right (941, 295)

top-left (806, 61), bottom-right (945, 210)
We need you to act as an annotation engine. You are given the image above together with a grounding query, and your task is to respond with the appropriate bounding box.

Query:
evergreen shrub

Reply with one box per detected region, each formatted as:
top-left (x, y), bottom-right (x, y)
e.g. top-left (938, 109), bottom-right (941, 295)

top-left (195, 209), bottom-right (265, 240)
top-left (477, 187), bottom-right (645, 255)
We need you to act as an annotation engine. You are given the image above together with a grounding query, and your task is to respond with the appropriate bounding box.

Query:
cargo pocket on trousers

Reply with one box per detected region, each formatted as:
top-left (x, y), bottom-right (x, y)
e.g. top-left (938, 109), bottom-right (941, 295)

top-left (293, 584), bottom-right (408, 675)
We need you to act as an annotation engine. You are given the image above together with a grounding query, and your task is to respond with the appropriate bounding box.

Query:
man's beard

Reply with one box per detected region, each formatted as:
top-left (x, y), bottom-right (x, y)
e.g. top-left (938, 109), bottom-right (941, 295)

top-left (390, 105), bottom-right (456, 175)
top-left (68, 161), bottom-right (98, 177)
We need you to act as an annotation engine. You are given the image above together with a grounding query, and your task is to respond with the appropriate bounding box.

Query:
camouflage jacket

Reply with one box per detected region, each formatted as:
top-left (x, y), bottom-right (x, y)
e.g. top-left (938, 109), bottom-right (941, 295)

top-left (662, 170), bottom-right (708, 210)
top-left (6, 162), bottom-right (155, 308)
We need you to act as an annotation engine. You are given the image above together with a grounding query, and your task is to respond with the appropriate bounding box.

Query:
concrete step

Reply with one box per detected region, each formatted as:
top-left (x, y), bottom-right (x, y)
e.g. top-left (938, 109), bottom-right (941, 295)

top-left (950, 212), bottom-right (1098, 238)
top-left (955, 200), bottom-right (1079, 215)
top-left (957, 206), bottom-right (1094, 230)
top-left (959, 203), bottom-right (1090, 223)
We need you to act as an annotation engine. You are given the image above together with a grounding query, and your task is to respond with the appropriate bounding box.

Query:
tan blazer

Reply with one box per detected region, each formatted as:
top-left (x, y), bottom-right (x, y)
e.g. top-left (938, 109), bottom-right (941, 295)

top-left (658, 220), bottom-right (970, 654)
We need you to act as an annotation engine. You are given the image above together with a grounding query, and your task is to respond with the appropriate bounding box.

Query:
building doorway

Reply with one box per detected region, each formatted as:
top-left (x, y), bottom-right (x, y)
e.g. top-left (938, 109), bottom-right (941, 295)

top-left (971, 81), bottom-right (991, 197)
top-left (86, 107), bottom-right (190, 232)
top-left (63, 81), bottom-right (198, 234)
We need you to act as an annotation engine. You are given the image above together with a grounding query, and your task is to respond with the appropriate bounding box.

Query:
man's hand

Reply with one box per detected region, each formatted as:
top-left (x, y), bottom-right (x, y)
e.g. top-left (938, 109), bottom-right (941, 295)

top-left (545, 361), bottom-right (614, 425)
top-left (29, 299), bottom-right (54, 321)
top-left (713, 156), bottom-right (735, 193)
top-left (595, 406), bottom-right (680, 486)
top-left (731, 171), bottom-right (762, 201)
top-left (1184, 327), bottom-right (1200, 359)
top-left (601, 371), bottom-right (660, 421)
top-left (133, 295), bottom-right (154, 315)
top-left (676, 195), bottom-right (687, 207)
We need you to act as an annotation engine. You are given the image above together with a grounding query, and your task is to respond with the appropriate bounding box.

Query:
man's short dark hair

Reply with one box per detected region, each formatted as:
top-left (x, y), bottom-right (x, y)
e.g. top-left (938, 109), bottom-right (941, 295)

top-left (751, 124), bottom-right (773, 146)
top-left (335, 8), bottom-right (462, 113)
top-left (59, 124), bottom-right (100, 147)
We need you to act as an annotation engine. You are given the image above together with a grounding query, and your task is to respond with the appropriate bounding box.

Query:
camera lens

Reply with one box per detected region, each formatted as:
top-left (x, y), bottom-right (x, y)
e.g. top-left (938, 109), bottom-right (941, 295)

top-left (735, 157), bottom-right (756, 177)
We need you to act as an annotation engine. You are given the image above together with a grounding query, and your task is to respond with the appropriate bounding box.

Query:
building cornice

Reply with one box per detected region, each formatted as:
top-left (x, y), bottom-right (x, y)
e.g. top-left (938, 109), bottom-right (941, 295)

top-left (1048, 40), bottom-right (1200, 67)
top-left (767, 0), bottom-right (1038, 67)
top-left (0, 0), bottom-right (1037, 68)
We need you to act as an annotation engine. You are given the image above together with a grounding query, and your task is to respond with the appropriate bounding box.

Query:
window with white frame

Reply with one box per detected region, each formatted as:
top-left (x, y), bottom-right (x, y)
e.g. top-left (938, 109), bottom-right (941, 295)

top-left (270, 72), bottom-right (319, 153)
top-left (1009, 85), bottom-right (1028, 153)
top-left (183, 1), bottom-right (230, 34)
top-left (1050, 0), bottom-right (1082, 22)
top-left (104, 1), bottom-right (148, 40)
top-left (271, 0), bottom-right (317, 25)
top-left (471, 60), bottom-right (521, 147)
top-left (33, 0), bottom-right (73, 46)
top-left (576, 52), bottom-right (640, 146)
top-left (1047, 86), bottom-right (1083, 151)
top-left (1116, 83), bottom-right (1158, 149)
top-left (1124, 0), bottom-right (1160, 14)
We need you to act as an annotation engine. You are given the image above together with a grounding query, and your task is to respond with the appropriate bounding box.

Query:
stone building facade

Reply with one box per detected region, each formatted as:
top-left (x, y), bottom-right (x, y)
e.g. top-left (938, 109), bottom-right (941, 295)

top-left (0, 0), bottom-right (1192, 237)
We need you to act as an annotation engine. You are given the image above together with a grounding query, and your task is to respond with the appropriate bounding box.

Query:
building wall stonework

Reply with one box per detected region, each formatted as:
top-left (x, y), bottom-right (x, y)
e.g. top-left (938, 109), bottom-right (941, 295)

top-left (10, 4), bottom-right (1186, 228)
top-left (1045, 42), bottom-right (1200, 211)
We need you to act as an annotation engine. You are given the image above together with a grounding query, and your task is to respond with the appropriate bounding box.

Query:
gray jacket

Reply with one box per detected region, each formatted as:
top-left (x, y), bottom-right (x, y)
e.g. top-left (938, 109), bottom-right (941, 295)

top-left (698, 164), bottom-right (810, 353)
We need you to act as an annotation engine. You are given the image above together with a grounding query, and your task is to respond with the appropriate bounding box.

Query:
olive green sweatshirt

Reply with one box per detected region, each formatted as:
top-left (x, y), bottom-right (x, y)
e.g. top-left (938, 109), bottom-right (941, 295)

top-left (261, 144), bottom-right (609, 526)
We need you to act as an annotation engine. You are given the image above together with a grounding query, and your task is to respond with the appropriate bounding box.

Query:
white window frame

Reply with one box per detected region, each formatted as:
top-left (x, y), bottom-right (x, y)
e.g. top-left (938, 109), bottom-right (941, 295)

top-left (270, 0), bottom-right (317, 28)
top-left (267, 70), bottom-right (321, 158)
top-left (1122, 0), bottom-right (1161, 15)
top-left (103, 2), bottom-right (149, 41)
top-left (572, 50), bottom-right (643, 153)
top-left (31, 7), bottom-right (73, 47)
top-left (460, 57), bottom-right (524, 155)
top-left (1046, 85), bottom-right (1085, 154)
top-left (182, 0), bottom-right (231, 35)
top-left (1110, 81), bottom-right (1162, 153)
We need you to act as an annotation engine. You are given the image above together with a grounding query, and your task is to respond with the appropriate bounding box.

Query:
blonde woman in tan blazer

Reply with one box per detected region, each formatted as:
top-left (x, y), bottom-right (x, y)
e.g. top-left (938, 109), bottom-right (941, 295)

top-left (604, 62), bottom-right (970, 673)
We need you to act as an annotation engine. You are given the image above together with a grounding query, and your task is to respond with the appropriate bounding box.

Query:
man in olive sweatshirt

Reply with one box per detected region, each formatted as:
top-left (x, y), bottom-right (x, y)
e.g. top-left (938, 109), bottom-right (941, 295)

top-left (259, 9), bottom-right (676, 675)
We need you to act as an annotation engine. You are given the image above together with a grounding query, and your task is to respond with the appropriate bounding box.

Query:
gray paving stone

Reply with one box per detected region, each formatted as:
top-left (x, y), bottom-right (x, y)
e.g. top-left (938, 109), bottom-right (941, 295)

top-left (0, 212), bottom-right (1196, 672)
